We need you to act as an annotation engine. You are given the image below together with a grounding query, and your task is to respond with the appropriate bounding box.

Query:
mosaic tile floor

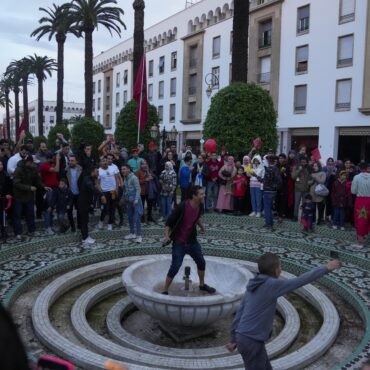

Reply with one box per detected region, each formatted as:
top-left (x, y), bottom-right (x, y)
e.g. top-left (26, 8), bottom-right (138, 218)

top-left (0, 214), bottom-right (369, 369)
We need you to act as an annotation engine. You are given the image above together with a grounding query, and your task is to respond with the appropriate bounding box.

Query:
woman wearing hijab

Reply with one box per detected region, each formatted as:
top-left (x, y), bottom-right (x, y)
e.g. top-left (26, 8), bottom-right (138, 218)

top-left (216, 156), bottom-right (237, 212)
top-left (159, 161), bottom-right (177, 222)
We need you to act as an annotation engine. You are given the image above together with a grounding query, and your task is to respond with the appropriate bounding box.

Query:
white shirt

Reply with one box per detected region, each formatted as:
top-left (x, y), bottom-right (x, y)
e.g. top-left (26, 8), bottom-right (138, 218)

top-left (7, 153), bottom-right (23, 178)
top-left (98, 166), bottom-right (117, 192)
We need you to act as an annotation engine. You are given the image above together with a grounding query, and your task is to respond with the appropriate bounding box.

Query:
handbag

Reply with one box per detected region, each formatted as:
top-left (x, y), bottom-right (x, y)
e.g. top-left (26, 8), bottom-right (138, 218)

top-left (314, 183), bottom-right (329, 197)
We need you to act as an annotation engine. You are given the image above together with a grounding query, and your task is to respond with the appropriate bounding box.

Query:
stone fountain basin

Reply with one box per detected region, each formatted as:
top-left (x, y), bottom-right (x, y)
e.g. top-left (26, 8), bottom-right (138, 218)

top-left (122, 256), bottom-right (253, 327)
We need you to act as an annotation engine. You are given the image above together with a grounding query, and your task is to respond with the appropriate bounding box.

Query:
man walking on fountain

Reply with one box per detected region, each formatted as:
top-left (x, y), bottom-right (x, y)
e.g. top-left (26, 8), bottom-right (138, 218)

top-left (226, 252), bottom-right (341, 370)
top-left (162, 187), bottom-right (216, 295)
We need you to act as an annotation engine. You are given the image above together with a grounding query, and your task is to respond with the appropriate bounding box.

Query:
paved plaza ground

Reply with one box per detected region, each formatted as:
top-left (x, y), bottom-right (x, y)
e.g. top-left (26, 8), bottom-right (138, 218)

top-left (0, 213), bottom-right (369, 369)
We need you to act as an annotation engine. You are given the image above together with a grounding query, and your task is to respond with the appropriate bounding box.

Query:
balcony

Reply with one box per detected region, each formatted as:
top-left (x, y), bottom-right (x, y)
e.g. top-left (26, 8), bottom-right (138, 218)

top-left (337, 58), bottom-right (353, 67)
top-left (294, 105), bottom-right (306, 113)
top-left (339, 12), bottom-right (355, 23)
top-left (336, 102), bottom-right (351, 110)
top-left (258, 72), bottom-right (271, 84)
top-left (296, 61), bottom-right (308, 73)
top-left (259, 32), bottom-right (272, 49)
top-left (188, 86), bottom-right (197, 96)
top-left (298, 17), bottom-right (310, 33)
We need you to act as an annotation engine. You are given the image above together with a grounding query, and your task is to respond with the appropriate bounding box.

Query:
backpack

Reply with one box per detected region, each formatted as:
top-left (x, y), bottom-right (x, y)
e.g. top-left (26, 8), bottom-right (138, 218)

top-left (263, 166), bottom-right (281, 191)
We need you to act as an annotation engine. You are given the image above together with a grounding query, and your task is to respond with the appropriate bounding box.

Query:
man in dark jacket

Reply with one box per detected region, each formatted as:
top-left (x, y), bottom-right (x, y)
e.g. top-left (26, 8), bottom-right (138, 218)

top-left (13, 156), bottom-right (51, 240)
top-left (162, 187), bottom-right (216, 295)
top-left (226, 253), bottom-right (341, 369)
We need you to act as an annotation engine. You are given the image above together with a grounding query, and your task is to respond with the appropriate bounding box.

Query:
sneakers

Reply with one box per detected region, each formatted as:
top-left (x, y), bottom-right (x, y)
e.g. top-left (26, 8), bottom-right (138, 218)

top-left (82, 236), bottom-right (95, 245)
top-left (255, 212), bottom-right (261, 218)
top-left (45, 228), bottom-right (55, 236)
top-left (249, 212), bottom-right (256, 217)
top-left (199, 284), bottom-right (216, 294)
top-left (16, 234), bottom-right (22, 241)
top-left (124, 233), bottom-right (137, 240)
top-left (95, 221), bottom-right (103, 230)
top-left (332, 225), bottom-right (338, 230)
top-left (135, 236), bottom-right (142, 243)
top-left (340, 227), bottom-right (345, 231)
top-left (107, 224), bottom-right (113, 231)
top-left (157, 217), bottom-right (164, 223)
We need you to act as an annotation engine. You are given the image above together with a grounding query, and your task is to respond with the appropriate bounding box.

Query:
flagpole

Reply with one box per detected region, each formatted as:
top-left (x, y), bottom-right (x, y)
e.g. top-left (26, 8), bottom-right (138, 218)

top-left (137, 55), bottom-right (145, 145)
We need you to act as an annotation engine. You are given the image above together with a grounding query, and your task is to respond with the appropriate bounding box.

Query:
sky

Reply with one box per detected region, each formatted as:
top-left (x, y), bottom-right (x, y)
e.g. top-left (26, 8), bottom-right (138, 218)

top-left (0, 0), bottom-right (186, 118)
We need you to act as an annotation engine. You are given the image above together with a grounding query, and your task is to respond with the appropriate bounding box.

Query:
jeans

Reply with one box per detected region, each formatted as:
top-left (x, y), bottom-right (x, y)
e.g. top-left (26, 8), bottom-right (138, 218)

top-left (250, 187), bottom-right (262, 213)
top-left (127, 201), bottom-right (142, 236)
top-left (13, 199), bottom-right (35, 236)
top-left (294, 191), bottom-right (307, 218)
top-left (43, 190), bottom-right (55, 229)
top-left (333, 207), bottom-right (345, 227)
top-left (206, 181), bottom-right (219, 210)
top-left (167, 241), bottom-right (206, 279)
top-left (263, 191), bottom-right (276, 227)
top-left (161, 195), bottom-right (173, 219)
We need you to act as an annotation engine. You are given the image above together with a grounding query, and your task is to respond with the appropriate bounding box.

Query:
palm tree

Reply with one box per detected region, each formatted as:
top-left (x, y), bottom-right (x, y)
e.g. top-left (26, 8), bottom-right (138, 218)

top-left (0, 76), bottom-right (13, 139)
top-left (27, 54), bottom-right (57, 136)
top-left (31, 4), bottom-right (81, 125)
top-left (5, 66), bottom-right (22, 137)
top-left (7, 58), bottom-right (32, 133)
top-left (231, 0), bottom-right (250, 82)
top-left (70, 0), bottom-right (126, 118)
top-left (133, 0), bottom-right (145, 84)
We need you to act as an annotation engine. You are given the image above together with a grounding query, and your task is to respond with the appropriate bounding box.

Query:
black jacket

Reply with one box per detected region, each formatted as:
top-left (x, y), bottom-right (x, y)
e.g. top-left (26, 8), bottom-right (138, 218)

top-left (166, 201), bottom-right (204, 243)
top-left (77, 175), bottom-right (99, 210)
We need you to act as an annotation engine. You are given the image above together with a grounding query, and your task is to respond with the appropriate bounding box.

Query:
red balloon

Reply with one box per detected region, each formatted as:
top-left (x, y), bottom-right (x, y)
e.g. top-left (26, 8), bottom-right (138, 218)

top-left (204, 139), bottom-right (217, 153)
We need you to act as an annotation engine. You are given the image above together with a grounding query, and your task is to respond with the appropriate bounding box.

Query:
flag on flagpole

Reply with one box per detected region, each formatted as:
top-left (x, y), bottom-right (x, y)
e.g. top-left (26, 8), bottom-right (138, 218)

top-left (133, 54), bottom-right (148, 133)
top-left (16, 118), bottom-right (25, 142)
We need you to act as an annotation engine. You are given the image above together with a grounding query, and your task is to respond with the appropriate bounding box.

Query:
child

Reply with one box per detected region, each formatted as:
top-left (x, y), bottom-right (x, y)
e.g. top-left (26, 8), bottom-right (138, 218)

top-left (226, 253), bottom-right (341, 369)
top-left (301, 194), bottom-right (315, 232)
top-left (233, 167), bottom-right (248, 215)
top-left (54, 178), bottom-right (74, 233)
top-left (331, 171), bottom-right (347, 230)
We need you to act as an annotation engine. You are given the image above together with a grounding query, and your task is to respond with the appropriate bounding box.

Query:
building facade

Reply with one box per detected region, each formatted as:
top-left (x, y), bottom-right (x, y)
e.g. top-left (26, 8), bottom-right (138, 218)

top-left (6, 100), bottom-right (85, 140)
top-left (93, 0), bottom-right (370, 161)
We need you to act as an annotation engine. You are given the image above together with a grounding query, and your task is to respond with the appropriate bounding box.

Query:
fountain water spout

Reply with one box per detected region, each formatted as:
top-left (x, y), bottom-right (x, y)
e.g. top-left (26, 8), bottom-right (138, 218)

top-left (183, 266), bottom-right (191, 291)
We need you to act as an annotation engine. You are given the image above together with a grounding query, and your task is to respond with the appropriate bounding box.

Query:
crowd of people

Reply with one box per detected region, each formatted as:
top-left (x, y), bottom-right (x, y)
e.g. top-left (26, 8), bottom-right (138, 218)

top-left (0, 133), bottom-right (369, 248)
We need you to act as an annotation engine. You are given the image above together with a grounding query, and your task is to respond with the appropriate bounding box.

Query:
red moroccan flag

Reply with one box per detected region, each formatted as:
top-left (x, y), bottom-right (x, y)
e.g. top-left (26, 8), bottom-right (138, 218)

top-left (311, 148), bottom-right (321, 161)
top-left (133, 54), bottom-right (148, 132)
top-left (16, 118), bottom-right (25, 142)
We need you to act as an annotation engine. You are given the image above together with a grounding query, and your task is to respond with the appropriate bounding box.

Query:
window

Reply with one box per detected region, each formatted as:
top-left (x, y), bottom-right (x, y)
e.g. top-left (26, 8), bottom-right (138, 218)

top-left (106, 76), bottom-right (110, 92)
top-left (49, 115), bottom-right (54, 124)
top-left (158, 105), bottom-right (163, 123)
top-left (123, 91), bottom-right (128, 105)
top-left (149, 60), bottom-right (154, 77)
top-left (340, 0), bottom-right (355, 23)
top-left (159, 56), bottom-right (165, 74)
top-left (212, 36), bottom-right (221, 58)
top-left (189, 74), bottom-right (197, 96)
top-left (115, 112), bottom-right (119, 121)
top-left (124, 70), bottom-right (128, 85)
top-left (171, 52), bottom-right (177, 70)
top-left (259, 20), bottom-right (272, 48)
top-left (212, 67), bottom-right (220, 88)
top-left (93, 82), bottom-right (96, 94)
top-left (170, 104), bottom-right (176, 122)
top-left (116, 92), bottom-right (120, 107)
top-left (189, 45), bottom-right (198, 68)
top-left (294, 85), bottom-right (307, 113)
top-left (158, 81), bottom-right (164, 99)
top-left (297, 5), bottom-right (310, 34)
top-left (116, 72), bottom-right (120, 87)
top-left (188, 102), bottom-right (196, 119)
top-left (106, 96), bottom-right (110, 110)
top-left (148, 84), bottom-right (153, 101)
top-left (338, 35), bottom-right (354, 67)
top-left (98, 97), bottom-right (101, 111)
top-left (259, 56), bottom-right (271, 83)
top-left (105, 113), bottom-right (110, 128)
top-left (98, 80), bottom-right (101, 93)
top-left (336, 79), bottom-right (352, 110)
top-left (170, 78), bottom-right (176, 97)
top-left (93, 99), bottom-right (95, 112)
top-left (296, 45), bottom-right (309, 73)
top-left (97, 115), bottom-right (101, 123)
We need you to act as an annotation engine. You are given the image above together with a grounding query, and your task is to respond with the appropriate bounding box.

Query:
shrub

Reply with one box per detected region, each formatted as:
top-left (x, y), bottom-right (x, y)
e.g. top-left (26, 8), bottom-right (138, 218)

top-left (203, 82), bottom-right (278, 157)
top-left (114, 100), bottom-right (159, 151)
top-left (47, 124), bottom-right (71, 150)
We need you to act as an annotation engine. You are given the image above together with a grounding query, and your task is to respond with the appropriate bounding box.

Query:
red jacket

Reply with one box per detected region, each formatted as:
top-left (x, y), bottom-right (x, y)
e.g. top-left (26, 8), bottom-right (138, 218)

top-left (206, 159), bottom-right (222, 181)
top-left (233, 174), bottom-right (248, 197)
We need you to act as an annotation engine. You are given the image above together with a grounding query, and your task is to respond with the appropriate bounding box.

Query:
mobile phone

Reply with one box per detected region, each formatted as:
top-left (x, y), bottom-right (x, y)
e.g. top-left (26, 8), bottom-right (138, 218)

top-left (330, 251), bottom-right (339, 259)
top-left (36, 355), bottom-right (74, 370)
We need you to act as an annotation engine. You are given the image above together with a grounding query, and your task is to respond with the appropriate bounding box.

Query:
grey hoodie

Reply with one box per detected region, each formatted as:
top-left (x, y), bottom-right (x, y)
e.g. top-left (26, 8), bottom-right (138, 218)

top-left (231, 266), bottom-right (328, 342)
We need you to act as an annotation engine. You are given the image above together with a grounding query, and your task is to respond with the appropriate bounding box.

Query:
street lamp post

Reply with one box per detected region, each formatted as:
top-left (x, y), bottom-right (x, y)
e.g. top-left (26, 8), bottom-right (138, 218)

top-left (204, 72), bottom-right (219, 98)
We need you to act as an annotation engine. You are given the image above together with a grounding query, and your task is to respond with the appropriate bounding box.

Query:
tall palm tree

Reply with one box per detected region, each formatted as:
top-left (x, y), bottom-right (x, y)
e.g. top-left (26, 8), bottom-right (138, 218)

top-left (7, 58), bottom-right (32, 133)
top-left (0, 76), bottom-right (13, 139)
top-left (27, 54), bottom-right (57, 136)
top-left (31, 4), bottom-right (81, 125)
top-left (70, 0), bottom-right (126, 118)
top-left (5, 66), bottom-right (22, 137)
top-left (231, 0), bottom-right (250, 82)
top-left (133, 0), bottom-right (145, 84)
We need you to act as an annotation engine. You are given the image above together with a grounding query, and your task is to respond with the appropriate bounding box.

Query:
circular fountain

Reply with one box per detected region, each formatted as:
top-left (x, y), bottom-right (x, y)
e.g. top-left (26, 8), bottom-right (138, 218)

top-left (122, 256), bottom-right (253, 327)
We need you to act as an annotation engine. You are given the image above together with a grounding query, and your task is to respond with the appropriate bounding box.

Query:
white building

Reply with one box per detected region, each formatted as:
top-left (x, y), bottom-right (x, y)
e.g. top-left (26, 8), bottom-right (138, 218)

top-left (7, 100), bottom-right (85, 139)
top-left (93, 0), bottom-right (370, 162)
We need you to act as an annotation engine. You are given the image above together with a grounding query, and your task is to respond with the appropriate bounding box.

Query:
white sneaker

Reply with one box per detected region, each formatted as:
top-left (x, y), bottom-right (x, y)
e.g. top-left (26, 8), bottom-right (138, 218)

top-left (107, 224), bottom-right (113, 231)
top-left (340, 227), bottom-right (345, 231)
top-left (256, 212), bottom-right (261, 218)
top-left (16, 235), bottom-right (22, 241)
top-left (158, 217), bottom-right (164, 222)
top-left (96, 221), bottom-right (103, 230)
top-left (124, 233), bottom-right (137, 240)
top-left (82, 236), bottom-right (95, 244)
top-left (135, 236), bottom-right (142, 243)
top-left (249, 212), bottom-right (256, 217)
top-left (45, 228), bottom-right (55, 235)
top-left (332, 225), bottom-right (338, 230)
